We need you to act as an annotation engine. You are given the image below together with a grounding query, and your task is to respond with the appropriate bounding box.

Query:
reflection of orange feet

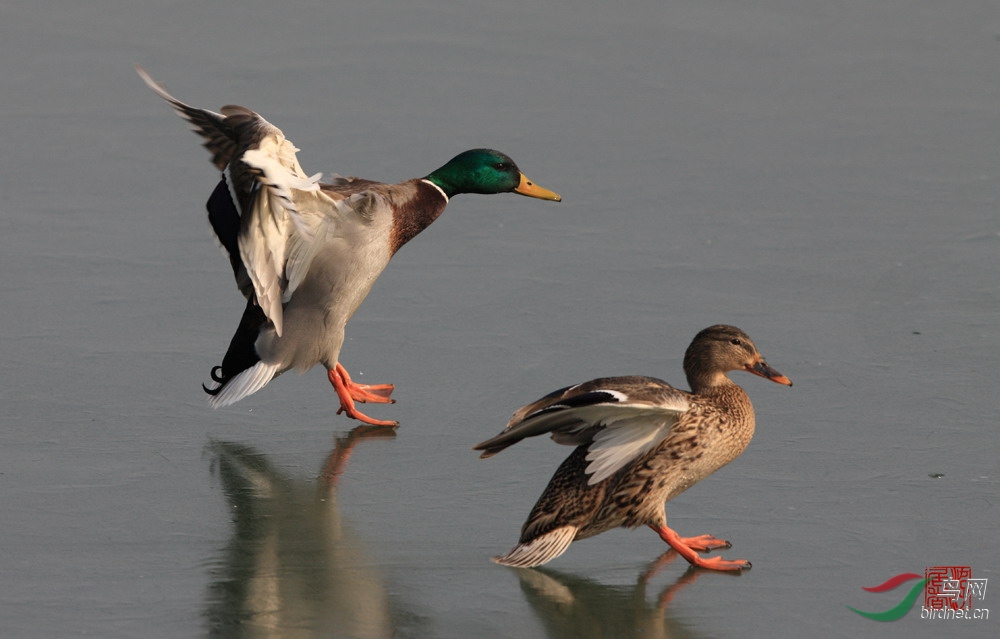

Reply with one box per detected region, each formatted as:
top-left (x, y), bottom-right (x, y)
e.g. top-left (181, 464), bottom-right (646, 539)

top-left (677, 534), bottom-right (732, 552)
top-left (334, 363), bottom-right (395, 403)
top-left (328, 367), bottom-right (399, 427)
top-left (319, 424), bottom-right (398, 488)
top-left (638, 551), bottom-right (707, 608)
top-left (639, 549), bottom-right (681, 585)
top-left (649, 525), bottom-right (750, 572)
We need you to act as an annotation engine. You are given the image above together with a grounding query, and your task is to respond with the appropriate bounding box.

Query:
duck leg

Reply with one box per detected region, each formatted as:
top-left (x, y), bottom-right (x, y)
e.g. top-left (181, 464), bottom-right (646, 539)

top-left (327, 366), bottom-right (399, 427)
top-left (649, 525), bottom-right (750, 571)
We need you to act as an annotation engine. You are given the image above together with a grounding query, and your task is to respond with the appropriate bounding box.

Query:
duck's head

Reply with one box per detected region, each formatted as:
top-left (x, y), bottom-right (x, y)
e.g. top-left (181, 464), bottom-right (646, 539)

top-left (425, 149), bottom-right (561, 201)
top-left (683, 324), bottom-right (792, 391)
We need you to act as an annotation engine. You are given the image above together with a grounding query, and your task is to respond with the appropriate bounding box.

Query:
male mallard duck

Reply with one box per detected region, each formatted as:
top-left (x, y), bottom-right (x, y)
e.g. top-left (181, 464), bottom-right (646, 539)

top-left (474, 325), bottom-right (791, 570)
top-left (137, 67), bottom-right (561, 426)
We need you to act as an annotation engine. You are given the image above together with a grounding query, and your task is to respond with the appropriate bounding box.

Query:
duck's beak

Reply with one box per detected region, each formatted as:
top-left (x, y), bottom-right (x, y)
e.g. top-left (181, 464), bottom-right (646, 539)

top-left (515, 173), bottom-right (562, 201)
top-left (746, 359), bottom-right (793, 386)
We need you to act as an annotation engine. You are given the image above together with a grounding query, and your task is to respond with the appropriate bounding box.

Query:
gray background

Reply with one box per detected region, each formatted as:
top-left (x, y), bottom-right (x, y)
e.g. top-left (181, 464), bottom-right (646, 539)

top-left (1, 1), bottom-right (997, 637)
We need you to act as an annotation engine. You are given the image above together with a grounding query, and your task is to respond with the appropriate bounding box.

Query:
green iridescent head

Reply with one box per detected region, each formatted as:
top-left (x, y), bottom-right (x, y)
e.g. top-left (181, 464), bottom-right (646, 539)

top-left (425, 148), bottom-right (561, 201)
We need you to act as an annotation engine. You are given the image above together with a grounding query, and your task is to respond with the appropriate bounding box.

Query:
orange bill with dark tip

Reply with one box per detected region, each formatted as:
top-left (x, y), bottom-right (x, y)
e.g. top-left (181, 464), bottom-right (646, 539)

top-left (746, 360), bottom-right (793, 386)
top-left (514, 173), bottom-right (562, 201)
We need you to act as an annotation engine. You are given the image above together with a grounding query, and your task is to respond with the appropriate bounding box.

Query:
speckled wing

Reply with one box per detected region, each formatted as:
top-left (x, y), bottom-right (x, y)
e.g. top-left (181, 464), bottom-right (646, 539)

top-left (475, 376), bottom-right (691, 484)
top-left (136, 65), bottom-right (239, 171)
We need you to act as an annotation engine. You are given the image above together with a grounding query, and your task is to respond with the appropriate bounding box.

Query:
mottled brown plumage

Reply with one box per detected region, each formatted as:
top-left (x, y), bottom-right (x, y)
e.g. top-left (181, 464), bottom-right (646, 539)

top-left (475, 325), bottom-right (792, 570)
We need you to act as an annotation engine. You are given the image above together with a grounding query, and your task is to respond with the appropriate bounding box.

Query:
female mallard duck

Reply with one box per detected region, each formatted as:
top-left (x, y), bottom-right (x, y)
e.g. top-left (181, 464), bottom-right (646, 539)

top-left (137, 67), bottom-right (561, 426)
top-left (474, 325), bottom-right (791, 570)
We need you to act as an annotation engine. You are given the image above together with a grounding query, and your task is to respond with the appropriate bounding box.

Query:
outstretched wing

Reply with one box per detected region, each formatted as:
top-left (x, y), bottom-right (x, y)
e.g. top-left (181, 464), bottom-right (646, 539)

top-left (474, 376), bottom-right (690, 484)
top-left (137, 66), bottom-right (341, 337)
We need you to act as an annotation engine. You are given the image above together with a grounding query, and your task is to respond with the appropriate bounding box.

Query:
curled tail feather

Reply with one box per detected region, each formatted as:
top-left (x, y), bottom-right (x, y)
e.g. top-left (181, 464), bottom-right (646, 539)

top-left (203, 366), bottom-right (228, 395)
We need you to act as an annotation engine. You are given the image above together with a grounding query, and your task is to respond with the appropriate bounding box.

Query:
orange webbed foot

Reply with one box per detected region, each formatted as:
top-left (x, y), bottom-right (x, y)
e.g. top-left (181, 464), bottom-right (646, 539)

top-left (328, 367), bottom-right (399, 427)
top-left (649, 525), bottom-right (750, 572)
top-left (333, 363), bottom-right (395, 404)
top-left (345, 382), bottom-right (396, 404)
top-left (677, 534), bottom-right (732, 552)
top-left (334, 403), bottom-right (400, 427)
top-left (687, 555), bottom-right (751, 571)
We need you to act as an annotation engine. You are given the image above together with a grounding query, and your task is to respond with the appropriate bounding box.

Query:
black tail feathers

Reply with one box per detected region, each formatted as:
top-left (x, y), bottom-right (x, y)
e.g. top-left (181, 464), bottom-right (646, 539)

top-left (203, 366), bottom-right (230, 396)
top-left (202, 300), bottom-right (267, 397)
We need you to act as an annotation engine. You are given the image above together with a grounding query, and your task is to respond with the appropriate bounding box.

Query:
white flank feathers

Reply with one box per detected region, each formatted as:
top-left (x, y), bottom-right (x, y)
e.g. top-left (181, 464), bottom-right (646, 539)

top-left (206, 361), bottom-right (282, 408)
top-left (492, 526), bottom-right (578, 568)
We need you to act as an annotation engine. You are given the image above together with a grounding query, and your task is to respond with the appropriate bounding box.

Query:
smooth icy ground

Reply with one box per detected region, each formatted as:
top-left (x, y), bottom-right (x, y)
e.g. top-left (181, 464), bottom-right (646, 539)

top-left (1, 1), bottom-right (997, 638)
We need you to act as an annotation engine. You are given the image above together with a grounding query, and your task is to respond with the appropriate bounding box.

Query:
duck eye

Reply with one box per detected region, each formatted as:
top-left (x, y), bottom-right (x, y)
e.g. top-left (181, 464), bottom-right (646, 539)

top-left (495, 162), bottom-right (508, 170)
top-left (730, 338), bottom-right (742, 346)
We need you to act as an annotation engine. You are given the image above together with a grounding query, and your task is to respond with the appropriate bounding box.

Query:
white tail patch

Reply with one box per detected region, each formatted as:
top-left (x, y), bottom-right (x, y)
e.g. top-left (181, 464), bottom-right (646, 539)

top-left (207, 361), bottom-right (282, 408)
top-left (492, 525), bottom-right (578, 568)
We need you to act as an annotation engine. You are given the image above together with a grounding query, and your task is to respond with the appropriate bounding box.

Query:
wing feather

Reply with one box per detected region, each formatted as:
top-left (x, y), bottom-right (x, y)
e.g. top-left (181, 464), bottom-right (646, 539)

top-left (475, 376), bottom-right (690, 482)
top-left (584, 415), bottom-right (678, 484)
top-left (138, 67), bottom-right (352, 337)
top-left (237, 142), bottom-right (330, 335)
top-left (136, 65), bottom-right (237, 170)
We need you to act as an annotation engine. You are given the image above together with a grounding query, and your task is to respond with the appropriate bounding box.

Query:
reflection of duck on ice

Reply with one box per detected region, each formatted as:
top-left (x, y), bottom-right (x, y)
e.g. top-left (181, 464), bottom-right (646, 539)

top-left (205, 427), bottom-right (411, 638)
top-left (510, 551), bottom-right (719, 639)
